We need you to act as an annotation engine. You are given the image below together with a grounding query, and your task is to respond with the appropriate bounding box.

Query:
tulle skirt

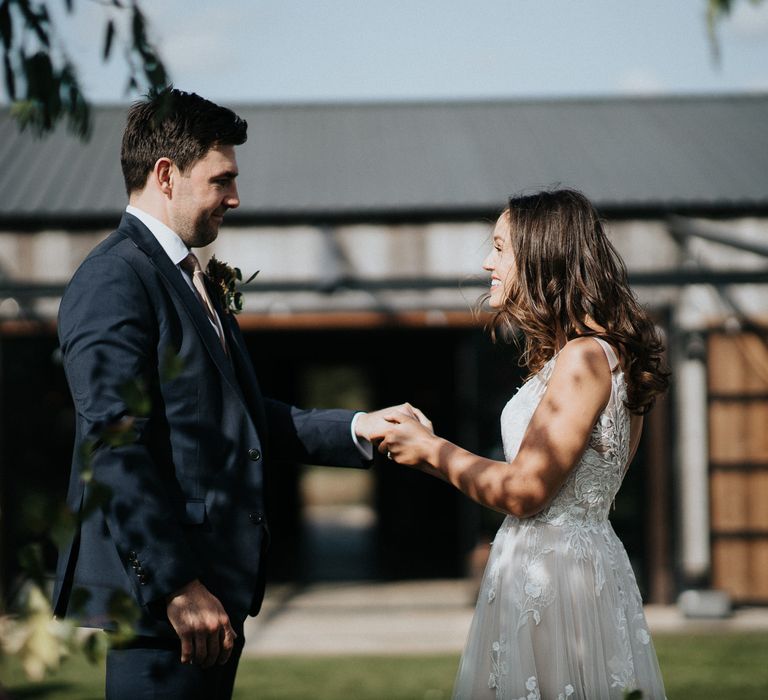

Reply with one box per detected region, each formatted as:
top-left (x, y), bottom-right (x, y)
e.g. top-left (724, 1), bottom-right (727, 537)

top-left (453, 516), bottom-right (666, 700)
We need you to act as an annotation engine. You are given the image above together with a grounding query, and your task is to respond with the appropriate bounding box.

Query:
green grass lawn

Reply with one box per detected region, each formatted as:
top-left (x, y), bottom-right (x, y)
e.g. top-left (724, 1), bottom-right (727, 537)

top-left (1, 633), bottom-right (766, 699)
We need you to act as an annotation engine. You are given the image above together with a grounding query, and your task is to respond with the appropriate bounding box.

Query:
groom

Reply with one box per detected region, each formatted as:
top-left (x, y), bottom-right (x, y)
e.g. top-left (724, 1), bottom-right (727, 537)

top-left (53, 88), bottom-right (405, 699)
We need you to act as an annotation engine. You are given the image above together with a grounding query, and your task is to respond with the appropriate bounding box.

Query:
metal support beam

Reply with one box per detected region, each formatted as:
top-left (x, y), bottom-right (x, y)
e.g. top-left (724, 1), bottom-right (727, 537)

top-left (668, 216), bottom-right (768, 258)
top-left (1, 268), bottom-right (767, 304)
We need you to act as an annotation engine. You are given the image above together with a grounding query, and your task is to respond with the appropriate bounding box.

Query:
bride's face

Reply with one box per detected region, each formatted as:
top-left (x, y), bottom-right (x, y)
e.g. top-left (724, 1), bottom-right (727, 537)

top-left (483, 214), bottom-right (516, 308)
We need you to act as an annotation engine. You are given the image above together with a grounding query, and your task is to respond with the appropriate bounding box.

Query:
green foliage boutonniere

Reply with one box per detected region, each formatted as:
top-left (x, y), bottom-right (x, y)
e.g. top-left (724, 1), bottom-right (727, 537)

top-left (205, 255), bottom-right (259, 315)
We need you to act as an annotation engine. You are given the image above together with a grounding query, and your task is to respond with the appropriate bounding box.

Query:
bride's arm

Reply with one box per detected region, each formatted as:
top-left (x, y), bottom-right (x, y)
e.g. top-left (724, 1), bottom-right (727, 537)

top-left (377, 338), bottom-right (613, 518)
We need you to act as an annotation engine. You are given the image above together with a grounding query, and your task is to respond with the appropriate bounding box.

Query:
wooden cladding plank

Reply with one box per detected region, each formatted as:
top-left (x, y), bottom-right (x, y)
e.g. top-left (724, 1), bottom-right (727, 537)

top-left (709, 401), bottom-right (768, 463)
top-left (711, 470), bottom-right (768, 530)
top-left (709, 332), bottom-right (768, 602)
top-left (712, 539), bottom-right (750, 600)
top-left (751, 471), bottom-right (768, 530)
top-left (748, 402), bottom-right (768, 462)
top-left (753, 539), bottom-right (768, 600)
top-left (709, 333), bottom-right (768, 395)
top-left (712, 537), bottom-right (768, 603)
top-left (711, 471), bottom-right (749, 530)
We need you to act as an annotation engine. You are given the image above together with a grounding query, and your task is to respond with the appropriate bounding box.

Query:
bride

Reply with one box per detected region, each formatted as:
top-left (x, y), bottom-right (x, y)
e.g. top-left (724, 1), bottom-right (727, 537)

top-left (376, 189), bottom-right (669, 699)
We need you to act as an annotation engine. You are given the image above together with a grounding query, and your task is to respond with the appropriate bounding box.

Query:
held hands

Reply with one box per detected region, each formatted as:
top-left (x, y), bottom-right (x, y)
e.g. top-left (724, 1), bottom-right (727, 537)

top-left (353, 402), bottom-right (429, 443)
top-left (372, 407), bottom-right (437, 467)
top-left (166, 579), bottom-right (237, 667)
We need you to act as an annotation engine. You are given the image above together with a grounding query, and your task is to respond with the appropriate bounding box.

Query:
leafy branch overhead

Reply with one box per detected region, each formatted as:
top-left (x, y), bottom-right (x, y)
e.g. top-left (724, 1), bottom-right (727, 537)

top-left (706, 0), bottom-right (766, 61)
top-left (0, 0), bottom-right (168, 139)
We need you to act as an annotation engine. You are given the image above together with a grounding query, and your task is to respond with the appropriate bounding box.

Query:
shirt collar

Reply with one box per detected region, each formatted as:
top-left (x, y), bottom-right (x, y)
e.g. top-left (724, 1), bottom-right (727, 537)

top-left (126, 205), bottom-right (190, 266)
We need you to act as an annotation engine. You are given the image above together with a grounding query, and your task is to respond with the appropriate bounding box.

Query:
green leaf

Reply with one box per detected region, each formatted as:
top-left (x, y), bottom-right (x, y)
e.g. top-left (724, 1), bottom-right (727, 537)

top-left (160, 347), bottom-right (185, 382)
top-left (59, 61), bottom-right (90, 137)
top-left (81, 480), bottom-right (113, 517)
top-left (106, 590), bottom-right (139, 644)
top-left (24, 51), bottom-right (55, 95)
top-left (0, 1), bottom-right (12, 48)
top-left (82, 630), bottom-right (109, 664)
top-left (17, 543), bottom-right (46, 584)
top-left (100, 419), bottom-right (138, 448)
top-left (103, 18), bottom-right (115, 61)
top-left (48, 503), bottom-right (77, 549)
top-left (3, 51), bottom-right (16, 99)
top-left (21, 51), bottom-right (60, 133)
top-left (130, 4), bottom-right (146, 51)
top-left (19, 491), bottom-right (55, 537)
top-left (68, 587), bottom-right (92, 616)
top-left (119, 378), bottom-right (151, 416)
top-left (18, 0), bottom-right (50, 48)
top-left (107, 590), bottom-right (139, 624)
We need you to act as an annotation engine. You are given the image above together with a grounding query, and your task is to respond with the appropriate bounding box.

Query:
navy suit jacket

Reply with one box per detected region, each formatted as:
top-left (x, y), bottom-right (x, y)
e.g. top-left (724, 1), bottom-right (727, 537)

top-left (53, 213), bottom-right (368, 637)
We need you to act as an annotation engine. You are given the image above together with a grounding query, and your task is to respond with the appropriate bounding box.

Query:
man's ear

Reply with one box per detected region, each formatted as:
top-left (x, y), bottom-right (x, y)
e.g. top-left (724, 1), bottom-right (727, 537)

top-left (154, 157), bottom-right (174, 197)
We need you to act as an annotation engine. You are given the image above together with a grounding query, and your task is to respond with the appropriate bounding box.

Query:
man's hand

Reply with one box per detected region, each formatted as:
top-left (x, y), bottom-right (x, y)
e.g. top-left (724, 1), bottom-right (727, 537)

top-left (166, 579), bottom-right (237, 667)
top-left (374, 411), bottom-right (440, 467)
top-left (354, 403), bottom-right (433, 443)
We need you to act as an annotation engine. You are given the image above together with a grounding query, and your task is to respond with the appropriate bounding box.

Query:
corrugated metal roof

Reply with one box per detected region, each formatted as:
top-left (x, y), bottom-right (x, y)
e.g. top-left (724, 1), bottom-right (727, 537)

top-left (1, 94), bottom-right (766, 224)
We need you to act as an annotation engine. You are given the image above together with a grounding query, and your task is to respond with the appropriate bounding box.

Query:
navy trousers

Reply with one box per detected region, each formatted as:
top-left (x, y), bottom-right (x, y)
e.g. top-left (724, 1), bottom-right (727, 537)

top-left (105, 636), bottom-right (245, 700)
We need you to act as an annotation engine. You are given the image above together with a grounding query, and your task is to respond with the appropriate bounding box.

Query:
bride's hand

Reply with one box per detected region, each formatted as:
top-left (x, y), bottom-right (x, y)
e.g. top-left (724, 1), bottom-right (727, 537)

top-left (375, 411), bottom-right (438, 467)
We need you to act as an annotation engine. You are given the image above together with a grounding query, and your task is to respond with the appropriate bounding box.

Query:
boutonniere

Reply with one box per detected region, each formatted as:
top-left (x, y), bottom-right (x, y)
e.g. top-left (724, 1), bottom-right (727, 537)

top-left (205, 255), bottom-right (259, 315)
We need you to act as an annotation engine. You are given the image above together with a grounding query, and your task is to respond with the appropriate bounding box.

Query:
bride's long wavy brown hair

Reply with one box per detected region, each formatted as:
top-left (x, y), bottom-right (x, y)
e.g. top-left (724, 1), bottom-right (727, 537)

top-left (490, 189), bottom-right (669, 414)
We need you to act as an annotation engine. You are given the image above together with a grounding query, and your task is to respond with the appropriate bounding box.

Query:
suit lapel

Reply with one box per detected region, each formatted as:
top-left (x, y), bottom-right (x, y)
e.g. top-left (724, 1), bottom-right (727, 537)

top-left (118, 214), bottom-right (250, 410)
top-left (221, 313), bottom-right (269, 443)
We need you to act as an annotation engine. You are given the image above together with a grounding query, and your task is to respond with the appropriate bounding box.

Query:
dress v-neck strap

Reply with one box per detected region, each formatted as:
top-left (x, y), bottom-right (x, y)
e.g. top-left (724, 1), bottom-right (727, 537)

top-left (592, 336), bottom-right (620, 373)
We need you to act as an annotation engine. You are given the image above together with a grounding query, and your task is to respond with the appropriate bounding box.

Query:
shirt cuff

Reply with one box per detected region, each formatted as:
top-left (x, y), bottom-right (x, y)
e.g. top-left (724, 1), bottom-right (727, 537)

top-left (350, 412), bottom-right (374, 460)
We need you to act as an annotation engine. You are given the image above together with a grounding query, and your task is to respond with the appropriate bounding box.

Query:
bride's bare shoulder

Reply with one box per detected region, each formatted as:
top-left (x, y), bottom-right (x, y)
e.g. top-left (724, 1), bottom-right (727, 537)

top-left (549, 337), bottom-right (613, 400)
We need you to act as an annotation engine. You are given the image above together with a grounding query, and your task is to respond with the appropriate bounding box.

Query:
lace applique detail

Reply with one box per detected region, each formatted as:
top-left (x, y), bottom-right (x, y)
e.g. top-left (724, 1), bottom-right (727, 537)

top-left (487, 556), bottom-right (500, 603)
top-left (508, 362), bottom-right (631, 528)
top-left (488, 637), bottom-right (508, 697)
top-left (517, 530), bottom-right (555, 628)
top-left (508, 677), bottom-right (574, 700)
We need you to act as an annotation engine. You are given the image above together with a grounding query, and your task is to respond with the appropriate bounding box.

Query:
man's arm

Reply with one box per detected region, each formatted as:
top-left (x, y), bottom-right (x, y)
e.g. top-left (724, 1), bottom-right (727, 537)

top-left (60, 253), bottom-right (201, 606)
top-left (263, 400), bottom-right (422, 467)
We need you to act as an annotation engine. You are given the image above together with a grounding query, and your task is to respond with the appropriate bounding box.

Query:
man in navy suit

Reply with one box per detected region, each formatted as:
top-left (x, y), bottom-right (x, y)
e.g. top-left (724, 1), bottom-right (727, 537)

top-left (54, 88), bottom-right (411, 699)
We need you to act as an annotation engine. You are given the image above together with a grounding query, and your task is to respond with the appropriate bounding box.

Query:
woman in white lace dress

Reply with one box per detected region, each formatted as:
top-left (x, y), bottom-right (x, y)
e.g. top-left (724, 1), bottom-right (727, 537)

top-left (377, 189), bottom-right (669, 699)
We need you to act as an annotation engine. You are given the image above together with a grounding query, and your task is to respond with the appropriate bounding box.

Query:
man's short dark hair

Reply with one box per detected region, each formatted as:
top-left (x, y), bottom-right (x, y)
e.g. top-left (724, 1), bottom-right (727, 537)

top-left (120, 87), bottom-right (248, 195)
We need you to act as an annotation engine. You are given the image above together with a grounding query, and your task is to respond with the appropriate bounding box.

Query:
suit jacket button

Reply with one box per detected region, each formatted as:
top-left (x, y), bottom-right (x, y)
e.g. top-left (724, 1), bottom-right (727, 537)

top-left (248, 448), bottom-right (261, 461)
top-left (249, 512), bottom-right (264, 524)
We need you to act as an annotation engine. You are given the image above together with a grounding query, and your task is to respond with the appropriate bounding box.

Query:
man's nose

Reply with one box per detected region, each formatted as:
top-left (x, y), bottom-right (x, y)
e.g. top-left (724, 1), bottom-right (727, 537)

top-left (226, 182), bottom-right (240, 209)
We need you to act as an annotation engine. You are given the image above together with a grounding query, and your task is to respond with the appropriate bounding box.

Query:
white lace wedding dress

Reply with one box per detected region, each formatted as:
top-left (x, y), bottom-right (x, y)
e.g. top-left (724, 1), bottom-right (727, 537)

top-left (453, 338), bottom-right (666, 699)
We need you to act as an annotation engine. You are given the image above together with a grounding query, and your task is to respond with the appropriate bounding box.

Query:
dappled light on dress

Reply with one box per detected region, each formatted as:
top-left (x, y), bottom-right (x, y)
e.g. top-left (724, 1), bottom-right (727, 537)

top-left (452, 339), bottom-right (666, 699)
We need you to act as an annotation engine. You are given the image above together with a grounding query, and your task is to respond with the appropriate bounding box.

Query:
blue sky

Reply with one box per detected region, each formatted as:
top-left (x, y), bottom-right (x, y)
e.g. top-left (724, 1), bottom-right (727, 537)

top-left (45, 0), bottom-right (768, 104)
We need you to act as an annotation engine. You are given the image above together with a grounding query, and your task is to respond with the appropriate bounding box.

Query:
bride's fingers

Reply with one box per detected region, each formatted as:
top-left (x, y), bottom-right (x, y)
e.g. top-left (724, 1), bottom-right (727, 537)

top-left (412, 407), bottom-right (433, 431)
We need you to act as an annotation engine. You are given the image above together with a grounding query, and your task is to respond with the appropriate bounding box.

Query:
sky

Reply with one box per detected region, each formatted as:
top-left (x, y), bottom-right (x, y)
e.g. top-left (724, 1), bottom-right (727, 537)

top-left (36, 0), bottom-right (768, 104)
